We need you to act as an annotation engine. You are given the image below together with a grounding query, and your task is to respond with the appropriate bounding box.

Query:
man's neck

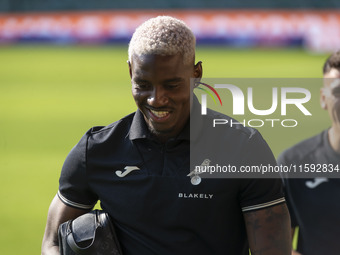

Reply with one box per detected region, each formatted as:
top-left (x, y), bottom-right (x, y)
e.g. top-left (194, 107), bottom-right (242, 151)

top-left (328, 127), bottom-right (340, 155)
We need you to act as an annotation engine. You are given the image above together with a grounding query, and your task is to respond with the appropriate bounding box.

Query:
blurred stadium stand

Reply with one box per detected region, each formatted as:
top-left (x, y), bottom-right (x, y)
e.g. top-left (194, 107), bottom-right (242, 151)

top-left (0, 1), bottom-right (339, 52)
top-left (0, 0), bottom-right (339, 13)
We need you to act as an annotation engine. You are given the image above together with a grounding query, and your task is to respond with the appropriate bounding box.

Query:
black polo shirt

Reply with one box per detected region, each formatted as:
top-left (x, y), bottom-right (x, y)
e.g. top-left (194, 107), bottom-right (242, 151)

top-left (58, 97), bottom-right (284, 255)
top-left (278, 130), bottom-right (340, 255)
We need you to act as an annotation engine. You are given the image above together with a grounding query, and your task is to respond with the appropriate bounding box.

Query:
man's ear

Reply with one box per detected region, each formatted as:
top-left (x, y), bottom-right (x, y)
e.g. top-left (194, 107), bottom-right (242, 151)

top-left (194, 61), bottom-right (203, 79)
top-left (128, 60), bottom-right (132, 79)
top-left (320, 87), bottom-right (327, 110)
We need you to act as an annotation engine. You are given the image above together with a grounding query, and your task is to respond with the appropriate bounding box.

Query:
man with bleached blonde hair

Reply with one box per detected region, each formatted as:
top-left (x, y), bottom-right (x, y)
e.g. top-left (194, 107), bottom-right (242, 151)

top-left (128, 16), bottom-right (195, 65)
top-left (42, 16), bottom-right (291, 255)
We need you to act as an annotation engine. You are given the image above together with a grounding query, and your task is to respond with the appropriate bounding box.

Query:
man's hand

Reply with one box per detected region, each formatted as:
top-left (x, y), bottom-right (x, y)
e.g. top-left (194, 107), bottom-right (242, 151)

top-left (41, 194), bottom-right (90, 255)
top-left (244, 203), bottom-right (291, 255)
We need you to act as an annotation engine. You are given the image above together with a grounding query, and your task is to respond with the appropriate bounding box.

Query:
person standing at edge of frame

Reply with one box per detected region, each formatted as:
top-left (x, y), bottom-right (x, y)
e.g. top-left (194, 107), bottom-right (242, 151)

top-left (42, 16), bottom-right (291, 255)
top-left (278, 50), bottom-right (340, 255)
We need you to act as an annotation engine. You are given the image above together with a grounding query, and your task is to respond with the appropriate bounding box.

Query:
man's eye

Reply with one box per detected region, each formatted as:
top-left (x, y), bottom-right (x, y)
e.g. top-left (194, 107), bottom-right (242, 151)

top-left (135, 83), bottom-right (150, 90)
top-left (165, 84), bottom-right (179, 89)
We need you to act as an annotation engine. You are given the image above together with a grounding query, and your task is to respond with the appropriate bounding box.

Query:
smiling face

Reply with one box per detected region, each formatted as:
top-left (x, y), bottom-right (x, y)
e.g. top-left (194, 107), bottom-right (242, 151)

top-left (129, 53), bottom-right (202, 142)
top-left (321, 68), bottom-right (340, 131)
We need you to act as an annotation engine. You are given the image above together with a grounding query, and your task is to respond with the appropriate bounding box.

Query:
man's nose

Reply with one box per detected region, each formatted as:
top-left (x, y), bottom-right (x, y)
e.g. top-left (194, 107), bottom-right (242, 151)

top-left (147, 87), bottom-right (169, 107)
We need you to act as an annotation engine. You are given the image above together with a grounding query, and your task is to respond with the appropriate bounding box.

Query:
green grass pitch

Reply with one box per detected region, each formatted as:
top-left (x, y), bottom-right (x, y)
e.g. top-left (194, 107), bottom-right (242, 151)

top-left (0, 45), bottom-right (329, 254)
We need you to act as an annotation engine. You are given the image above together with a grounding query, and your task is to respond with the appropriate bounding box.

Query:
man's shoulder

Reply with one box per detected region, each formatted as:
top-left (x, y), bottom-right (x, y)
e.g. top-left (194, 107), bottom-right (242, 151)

top-left (204, 107), bottom-right (259, 138)
top-left (277, 130), bottom-right (325, 165)
top-left (85, 112), bottom-right (136, 139)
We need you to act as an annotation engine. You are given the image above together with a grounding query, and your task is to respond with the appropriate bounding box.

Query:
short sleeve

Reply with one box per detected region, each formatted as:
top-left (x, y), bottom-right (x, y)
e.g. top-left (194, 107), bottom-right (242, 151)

top-left (239, 130), bottom-right (285, 212)
top-left (58, 131), bottom-right (98, 210)
top-left (242, 129), bottom-right (277, 168)
top-left (239, 178), bottom-right (285, 212)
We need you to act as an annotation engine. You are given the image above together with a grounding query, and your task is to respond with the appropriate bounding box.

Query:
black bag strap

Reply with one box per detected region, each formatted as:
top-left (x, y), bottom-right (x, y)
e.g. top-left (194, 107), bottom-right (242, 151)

top-left (66, 211), bottom-right (98, 255)
top-left (61, 210), bottom-right (122, 255)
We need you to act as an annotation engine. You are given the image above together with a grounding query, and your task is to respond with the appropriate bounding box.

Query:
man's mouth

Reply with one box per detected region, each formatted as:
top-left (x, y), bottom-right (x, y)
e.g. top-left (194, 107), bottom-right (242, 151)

top-left (149, 109), bottom-right (170, 119)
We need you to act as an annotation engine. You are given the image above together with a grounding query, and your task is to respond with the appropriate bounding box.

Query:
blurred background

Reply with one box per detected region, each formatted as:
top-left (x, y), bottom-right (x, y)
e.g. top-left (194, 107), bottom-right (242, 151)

top-left (0, 1), bottom-right (339, 254)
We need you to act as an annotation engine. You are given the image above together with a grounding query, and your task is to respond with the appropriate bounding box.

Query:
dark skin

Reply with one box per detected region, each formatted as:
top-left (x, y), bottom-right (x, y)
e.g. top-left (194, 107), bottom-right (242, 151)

top-left (41, 195), bottom-right (90, 255)
top-left (129, 53), bottom-right (202, 143)
top-left (244, 203), bottom-right (292, 255)
top-left (42, 53), bottom-right (291, 255)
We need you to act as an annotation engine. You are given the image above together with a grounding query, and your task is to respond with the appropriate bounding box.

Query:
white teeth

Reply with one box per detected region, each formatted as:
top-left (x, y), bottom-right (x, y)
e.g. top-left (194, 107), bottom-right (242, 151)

top-left (150, 109), bottom-right (169, 118)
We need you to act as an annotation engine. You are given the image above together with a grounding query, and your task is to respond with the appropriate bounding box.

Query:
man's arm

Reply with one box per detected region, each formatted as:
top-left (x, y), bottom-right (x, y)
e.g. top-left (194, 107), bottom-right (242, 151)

top-left (41, 194), bottom-right (91, 255)
top-left (244, 203), bottom-right (291, 255)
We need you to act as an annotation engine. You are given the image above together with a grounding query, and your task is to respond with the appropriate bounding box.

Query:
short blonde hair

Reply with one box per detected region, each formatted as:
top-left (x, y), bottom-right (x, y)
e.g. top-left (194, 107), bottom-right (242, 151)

top-left (128, 16), bottom-right (196, 65)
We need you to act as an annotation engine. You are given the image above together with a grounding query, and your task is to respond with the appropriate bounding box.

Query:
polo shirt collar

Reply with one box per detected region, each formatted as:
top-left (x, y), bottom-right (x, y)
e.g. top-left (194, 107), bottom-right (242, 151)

top-left (129, 109), bottom-right (150, 140)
